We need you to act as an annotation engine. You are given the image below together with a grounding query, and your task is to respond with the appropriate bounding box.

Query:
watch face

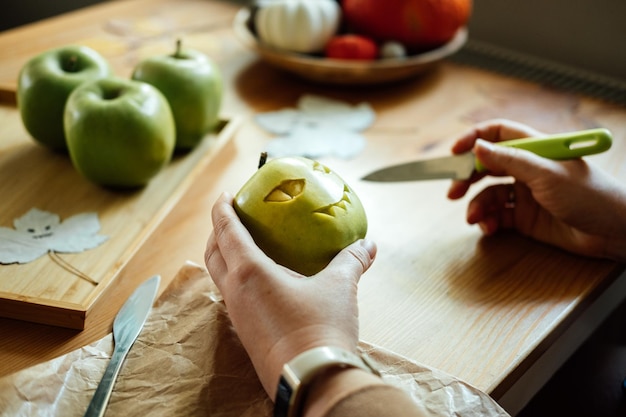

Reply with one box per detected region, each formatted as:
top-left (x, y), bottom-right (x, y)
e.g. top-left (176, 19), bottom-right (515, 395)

top-left (274, 375), bottom-right (293, 417)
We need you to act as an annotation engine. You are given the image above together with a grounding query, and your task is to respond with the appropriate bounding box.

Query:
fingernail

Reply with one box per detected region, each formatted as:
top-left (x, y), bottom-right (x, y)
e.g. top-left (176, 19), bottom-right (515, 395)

top-left (360, 239), bottom-right (377, 260)
top-left (219, 191), bottom-right (234, 203)
top-left (479, 221), bottom-right (498, 235)
top-left (476, 139), bottom-right (495, 151)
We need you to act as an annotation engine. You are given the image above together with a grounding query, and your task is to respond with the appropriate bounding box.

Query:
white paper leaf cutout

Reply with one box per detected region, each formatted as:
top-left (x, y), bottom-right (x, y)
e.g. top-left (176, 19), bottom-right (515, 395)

top-left (297, 95), bottom-right (375, 131)
top-left (0, 208), bottom-right (108, 264)
top-left (255, 108), bottom-right (300, 135)
top-left (266, 125), bottom-right (366, 160)
top-left (254, 94), bottom-right (375, 160)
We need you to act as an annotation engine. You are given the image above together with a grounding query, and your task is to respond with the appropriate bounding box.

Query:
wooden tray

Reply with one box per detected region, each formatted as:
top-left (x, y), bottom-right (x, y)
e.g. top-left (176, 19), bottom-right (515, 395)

top-left (0, 117), bottom-right (240, 329)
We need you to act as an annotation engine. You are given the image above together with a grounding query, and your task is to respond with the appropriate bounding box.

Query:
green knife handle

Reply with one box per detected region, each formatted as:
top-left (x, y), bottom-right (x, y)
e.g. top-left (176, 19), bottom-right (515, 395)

top-left (475, 128), bottom-right (613, 172)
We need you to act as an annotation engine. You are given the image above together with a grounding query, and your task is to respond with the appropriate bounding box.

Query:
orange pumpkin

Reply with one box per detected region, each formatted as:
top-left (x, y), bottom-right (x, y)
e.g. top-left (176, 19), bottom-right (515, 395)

top-left (342, 0), bottom-right (472, 51)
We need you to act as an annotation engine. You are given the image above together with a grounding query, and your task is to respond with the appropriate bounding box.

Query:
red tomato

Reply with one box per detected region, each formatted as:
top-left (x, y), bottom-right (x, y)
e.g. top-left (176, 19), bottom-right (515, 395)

top-left (325, 35), bottom-right (379, 61)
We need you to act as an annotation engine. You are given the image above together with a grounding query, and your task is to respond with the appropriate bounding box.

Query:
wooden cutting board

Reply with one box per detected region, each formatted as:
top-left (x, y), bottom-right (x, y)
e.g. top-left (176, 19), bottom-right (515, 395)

top-left (0, 0), bottom-right (244, 329)
top-left (0, 117), bottom-right (240, 329)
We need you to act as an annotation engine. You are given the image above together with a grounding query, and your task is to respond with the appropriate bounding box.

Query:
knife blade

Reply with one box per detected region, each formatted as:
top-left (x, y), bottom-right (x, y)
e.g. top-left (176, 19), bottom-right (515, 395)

top-left (83, 275), bottom-right (161, 417)
top-left (362, 128), bottom-right (612, 182)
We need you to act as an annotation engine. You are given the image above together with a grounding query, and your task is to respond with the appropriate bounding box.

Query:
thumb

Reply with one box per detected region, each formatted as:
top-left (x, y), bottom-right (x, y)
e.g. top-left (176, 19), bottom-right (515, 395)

top-left (319, 239), bottom-right (377, 282)
top-left (474, 139), bottom-right (552, 184)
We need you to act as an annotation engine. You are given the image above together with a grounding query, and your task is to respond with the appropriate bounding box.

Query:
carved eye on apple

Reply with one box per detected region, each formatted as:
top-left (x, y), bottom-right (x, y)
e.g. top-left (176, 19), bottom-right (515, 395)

top-left (265, 179), bottom-right (304, 202)
top-left (234, 156), bottom-right (368, 276)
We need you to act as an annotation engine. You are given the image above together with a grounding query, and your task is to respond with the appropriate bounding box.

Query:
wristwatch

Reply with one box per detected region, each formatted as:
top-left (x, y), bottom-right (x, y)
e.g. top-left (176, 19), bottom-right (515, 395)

top-left (273, 346), bottom-right (381, 417)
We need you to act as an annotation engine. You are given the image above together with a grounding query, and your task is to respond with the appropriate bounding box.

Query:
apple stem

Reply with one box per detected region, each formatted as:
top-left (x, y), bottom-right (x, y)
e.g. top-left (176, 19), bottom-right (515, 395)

top-left (258, 152), bottom-right (268, 169)
top-left (175, 38), bottom-right (183, 58)
top-left (68, 55), bottom-right (78, 72)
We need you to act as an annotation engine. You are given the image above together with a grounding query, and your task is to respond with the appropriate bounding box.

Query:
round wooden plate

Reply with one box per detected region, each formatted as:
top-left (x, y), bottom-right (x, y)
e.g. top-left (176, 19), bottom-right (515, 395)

top-left (232, 8), bottom-right (468, 85)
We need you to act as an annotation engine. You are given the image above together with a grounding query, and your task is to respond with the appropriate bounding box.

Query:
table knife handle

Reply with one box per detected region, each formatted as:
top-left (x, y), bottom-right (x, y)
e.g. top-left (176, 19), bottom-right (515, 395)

top-left (83, 344), bottom-right (129, 417)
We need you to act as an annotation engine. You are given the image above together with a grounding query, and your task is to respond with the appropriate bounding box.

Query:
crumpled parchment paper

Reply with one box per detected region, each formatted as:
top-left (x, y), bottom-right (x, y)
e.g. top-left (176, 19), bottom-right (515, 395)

top-left (0, 262), bottom-right (509, 417)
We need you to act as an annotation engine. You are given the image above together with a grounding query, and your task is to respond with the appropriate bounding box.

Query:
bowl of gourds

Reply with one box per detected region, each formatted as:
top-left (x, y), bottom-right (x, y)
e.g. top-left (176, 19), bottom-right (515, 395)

top-left (233, 0), bottom-right (470, 85)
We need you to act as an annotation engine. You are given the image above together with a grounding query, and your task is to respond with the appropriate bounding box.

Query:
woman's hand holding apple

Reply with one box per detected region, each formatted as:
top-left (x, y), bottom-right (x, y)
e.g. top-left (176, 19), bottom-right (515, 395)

top-left (205, 192), bottom-right (377, 398)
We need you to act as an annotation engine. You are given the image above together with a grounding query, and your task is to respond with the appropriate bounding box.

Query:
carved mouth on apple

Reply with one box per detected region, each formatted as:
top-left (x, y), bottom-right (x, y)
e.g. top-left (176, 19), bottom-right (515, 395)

top-left (314, 185), bottom-right (353, 217)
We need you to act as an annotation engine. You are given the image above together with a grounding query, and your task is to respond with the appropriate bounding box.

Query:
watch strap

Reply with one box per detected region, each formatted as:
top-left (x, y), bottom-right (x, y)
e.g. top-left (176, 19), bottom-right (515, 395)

top-left (273, 346), bottom-right (380, 417)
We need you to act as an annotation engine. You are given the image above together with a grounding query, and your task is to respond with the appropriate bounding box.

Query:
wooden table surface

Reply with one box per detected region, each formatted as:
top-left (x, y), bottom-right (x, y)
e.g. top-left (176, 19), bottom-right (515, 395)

top-left (1, 1), bottom-right (625, 415)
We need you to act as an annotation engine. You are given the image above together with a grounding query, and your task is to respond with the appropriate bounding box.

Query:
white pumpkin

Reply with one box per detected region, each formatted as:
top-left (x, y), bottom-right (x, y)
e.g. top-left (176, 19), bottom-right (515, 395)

top-left (254, 0), bottom-right (341, 54)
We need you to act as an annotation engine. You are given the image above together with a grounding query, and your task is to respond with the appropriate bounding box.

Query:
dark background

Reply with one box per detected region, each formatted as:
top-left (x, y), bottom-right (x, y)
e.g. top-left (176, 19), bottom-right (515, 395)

top-left (1, 0), bottom-right (625, 82)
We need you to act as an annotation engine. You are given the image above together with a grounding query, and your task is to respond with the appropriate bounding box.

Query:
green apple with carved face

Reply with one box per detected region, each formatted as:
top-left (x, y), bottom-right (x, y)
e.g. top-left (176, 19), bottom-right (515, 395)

top-left (234, 156), bottom-right (367, 276)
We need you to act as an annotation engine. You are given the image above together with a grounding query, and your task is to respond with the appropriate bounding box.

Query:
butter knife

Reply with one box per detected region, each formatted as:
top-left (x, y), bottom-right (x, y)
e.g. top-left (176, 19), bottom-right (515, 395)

top-left (83, 275), bottom-right (161, 417)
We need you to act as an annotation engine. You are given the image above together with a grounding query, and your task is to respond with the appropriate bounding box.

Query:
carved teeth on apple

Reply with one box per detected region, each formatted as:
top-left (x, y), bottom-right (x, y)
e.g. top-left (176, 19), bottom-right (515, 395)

top-left (314, 186), bottom-right (353, 217)
top-left (313, 161), bottom-right (331, 174)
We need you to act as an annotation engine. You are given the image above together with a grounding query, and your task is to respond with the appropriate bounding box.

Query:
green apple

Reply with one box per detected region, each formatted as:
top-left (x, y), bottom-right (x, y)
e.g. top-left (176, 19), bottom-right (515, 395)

top-left (17, 45), bottom-right (112, 150)
top-left (131, 39), bottom-right (223, 150)
top-left (234, 156), bottom-right (368, 276)
top-left (64, 77), bottom-right (175, 188)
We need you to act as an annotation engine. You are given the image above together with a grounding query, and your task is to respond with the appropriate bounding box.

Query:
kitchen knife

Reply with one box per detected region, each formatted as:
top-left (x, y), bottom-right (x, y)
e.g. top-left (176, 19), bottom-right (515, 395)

top-left (83, 275), bottom-right (161, 417)
top-left (362, 128), bottom-right (612, 182)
